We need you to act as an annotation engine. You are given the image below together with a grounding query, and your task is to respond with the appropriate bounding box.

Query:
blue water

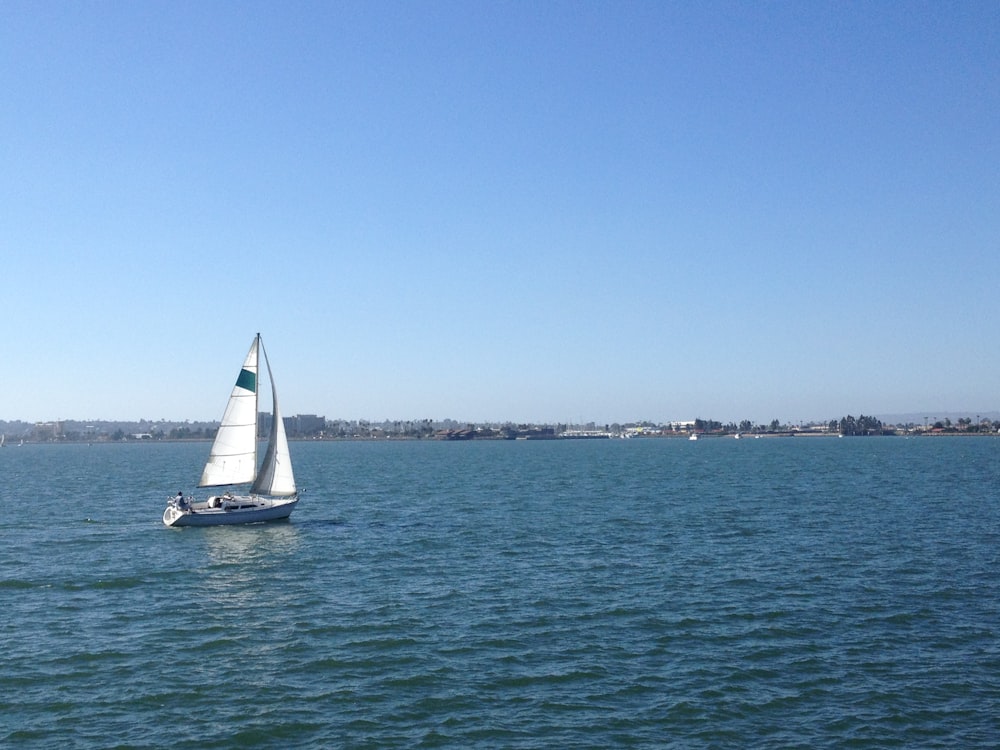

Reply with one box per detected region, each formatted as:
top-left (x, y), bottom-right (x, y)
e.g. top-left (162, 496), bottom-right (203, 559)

top-left (2, 437), bottom-right (999, 748)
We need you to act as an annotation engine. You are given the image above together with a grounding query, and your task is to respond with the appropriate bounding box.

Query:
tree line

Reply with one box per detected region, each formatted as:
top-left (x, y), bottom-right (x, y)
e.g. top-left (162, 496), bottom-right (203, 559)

top-left (829, 414), bottom-right (886, 436)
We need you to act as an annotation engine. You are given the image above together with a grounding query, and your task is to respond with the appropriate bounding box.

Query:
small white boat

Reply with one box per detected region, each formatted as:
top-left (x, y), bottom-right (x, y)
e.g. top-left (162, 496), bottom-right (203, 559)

top-left (163, 334), bottom-right (299, 527)
top-left (689, 433), bottom-right (698, 441)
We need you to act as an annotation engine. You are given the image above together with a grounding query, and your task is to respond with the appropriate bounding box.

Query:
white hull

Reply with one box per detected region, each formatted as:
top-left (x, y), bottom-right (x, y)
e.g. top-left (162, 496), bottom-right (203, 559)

top-left (163, 496), bottom-right (298, 527)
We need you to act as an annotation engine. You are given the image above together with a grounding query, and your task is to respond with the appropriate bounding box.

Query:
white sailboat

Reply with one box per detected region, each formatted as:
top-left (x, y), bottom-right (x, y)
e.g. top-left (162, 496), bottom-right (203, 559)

top-left (163, 334), bottom-right (299, 527)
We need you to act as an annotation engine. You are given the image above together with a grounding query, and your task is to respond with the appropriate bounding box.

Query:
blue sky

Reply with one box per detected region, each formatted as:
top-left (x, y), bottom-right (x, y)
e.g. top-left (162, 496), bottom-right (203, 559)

top-left (2, 1), bottom-right (998, 425)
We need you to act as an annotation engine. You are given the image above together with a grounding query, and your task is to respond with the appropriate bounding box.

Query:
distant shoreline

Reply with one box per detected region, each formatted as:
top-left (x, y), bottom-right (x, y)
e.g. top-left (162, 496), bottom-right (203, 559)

top-left (5, 431), bottom-right (998, 446)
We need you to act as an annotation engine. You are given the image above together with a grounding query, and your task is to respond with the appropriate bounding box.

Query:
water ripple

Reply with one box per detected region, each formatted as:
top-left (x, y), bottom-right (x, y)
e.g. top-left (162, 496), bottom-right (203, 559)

top-left (2, 439), bottom-right (1000, 747)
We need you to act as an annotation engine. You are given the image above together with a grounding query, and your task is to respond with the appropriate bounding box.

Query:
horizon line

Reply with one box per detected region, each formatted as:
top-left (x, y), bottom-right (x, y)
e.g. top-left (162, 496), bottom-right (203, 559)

top-left (3, 411), bottom-right (999, 426)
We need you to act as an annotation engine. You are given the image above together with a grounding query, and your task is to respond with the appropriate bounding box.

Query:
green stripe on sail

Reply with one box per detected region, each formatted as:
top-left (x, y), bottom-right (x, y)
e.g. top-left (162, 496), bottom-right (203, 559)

top-left (235, 368), bottom-right (256, 393)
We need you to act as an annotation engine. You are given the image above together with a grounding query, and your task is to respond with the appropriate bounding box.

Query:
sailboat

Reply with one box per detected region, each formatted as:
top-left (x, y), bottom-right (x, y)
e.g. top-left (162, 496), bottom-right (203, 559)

top-left (163, 333), bottom-right (299, 527)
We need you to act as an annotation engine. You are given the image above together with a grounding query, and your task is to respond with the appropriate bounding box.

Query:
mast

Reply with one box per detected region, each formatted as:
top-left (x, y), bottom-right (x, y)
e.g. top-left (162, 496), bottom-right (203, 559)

top-left (253, 332), bottom-right (261, 481)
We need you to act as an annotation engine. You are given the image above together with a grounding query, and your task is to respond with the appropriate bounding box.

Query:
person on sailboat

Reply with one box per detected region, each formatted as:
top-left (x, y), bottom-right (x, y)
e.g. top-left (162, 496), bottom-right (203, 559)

top-left (175, 491), bottom-right (189, 511)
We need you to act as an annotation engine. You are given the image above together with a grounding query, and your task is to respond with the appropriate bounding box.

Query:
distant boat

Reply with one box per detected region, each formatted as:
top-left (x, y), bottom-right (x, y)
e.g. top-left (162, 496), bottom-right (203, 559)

top-left (733, 433), bottom-right (741, 439)
top-left (689, 433), bottom-right (698, 441)
top-left (163, 334), bottom-right (299, 527)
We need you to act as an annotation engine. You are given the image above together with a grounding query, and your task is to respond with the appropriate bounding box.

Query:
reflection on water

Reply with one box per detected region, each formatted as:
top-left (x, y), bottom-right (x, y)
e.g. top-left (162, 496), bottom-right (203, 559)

top-left (195, 523), bottom-right (304, 611)
top-left (202, 521), bottom-right (302, 566)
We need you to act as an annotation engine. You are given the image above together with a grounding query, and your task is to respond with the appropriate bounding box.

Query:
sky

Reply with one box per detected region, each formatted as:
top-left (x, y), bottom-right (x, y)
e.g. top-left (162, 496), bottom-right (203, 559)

top-left (2, 1), bottom-right (998, 426)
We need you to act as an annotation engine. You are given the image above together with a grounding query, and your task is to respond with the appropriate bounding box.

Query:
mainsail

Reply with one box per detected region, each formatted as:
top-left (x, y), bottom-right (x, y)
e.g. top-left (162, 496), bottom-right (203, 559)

top-left (250, 342), bottom-right (297, 496)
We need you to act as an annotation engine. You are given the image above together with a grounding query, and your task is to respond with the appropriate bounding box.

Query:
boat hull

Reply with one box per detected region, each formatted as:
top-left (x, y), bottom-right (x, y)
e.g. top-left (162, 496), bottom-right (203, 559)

top-left (163, 497), bottom-right (298, 527)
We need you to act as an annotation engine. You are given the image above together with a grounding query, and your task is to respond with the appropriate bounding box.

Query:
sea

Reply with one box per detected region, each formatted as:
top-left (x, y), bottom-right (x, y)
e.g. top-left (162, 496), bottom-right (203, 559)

top-left (2, 436), bottom-right (999, 749)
